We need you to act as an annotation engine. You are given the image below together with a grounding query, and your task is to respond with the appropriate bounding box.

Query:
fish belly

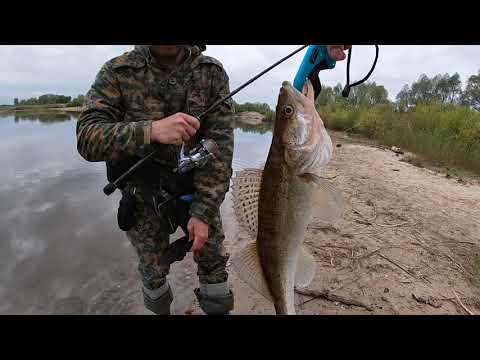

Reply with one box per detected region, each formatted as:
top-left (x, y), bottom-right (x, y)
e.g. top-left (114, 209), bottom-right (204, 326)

top-left (258, 172), bottom-right (314, 315)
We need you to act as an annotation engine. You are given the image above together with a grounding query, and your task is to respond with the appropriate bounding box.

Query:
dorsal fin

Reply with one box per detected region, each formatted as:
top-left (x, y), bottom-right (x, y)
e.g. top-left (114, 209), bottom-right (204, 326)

top-left (231, 168), bottom-right (263, 238)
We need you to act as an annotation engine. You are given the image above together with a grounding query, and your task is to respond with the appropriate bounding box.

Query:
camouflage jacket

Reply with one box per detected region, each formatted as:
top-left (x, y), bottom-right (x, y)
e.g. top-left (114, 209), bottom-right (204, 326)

top-left (76, 45), bottom-right (234, 226)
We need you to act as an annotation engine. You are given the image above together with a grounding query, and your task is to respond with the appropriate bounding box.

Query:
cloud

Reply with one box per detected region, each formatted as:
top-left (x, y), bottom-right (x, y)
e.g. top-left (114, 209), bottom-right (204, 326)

top-left (1, 45), bottom-right (479, 106)
top-left (0, 45), bottom-right (132, 103)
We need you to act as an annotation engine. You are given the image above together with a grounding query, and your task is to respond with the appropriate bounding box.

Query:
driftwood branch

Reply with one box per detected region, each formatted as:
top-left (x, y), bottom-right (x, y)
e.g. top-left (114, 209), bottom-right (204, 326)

top-left (319, 175), bottom-right (339, 180)
top-left (412, 237), bottom-right (472, 277)
top-left (351, 201), bottom-right (378, 223)
top-left (307, 225), bottom-right (339, 233)
top-left (411, 294), bottom-right (442, 309)
top-left (350, 204), bottom-right (415, 229)
top-left (356, 247), bottom-right (383, 260)
top-left (308, 244), bottom-right (355, 251)
top-left (445, 254), bottom-right (468, 275)
top-left (295, 288), bottom-right (373, 312)
top-left (442, 241), bottom-right (477, 246)
top-left (453, 290), bottom-right (475, 315)
top-left (375, 221), bottom-right (417, 228)
top-left (377, 253), bottom-right (416, 279)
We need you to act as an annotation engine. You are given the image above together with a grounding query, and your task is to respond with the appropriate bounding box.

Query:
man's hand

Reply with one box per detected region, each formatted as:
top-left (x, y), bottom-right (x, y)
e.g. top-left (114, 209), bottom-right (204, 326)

top-left (151, 112), bottom-right (200, 145)
top-left (327, 45), bottom-right (352, 61)
top-left (187, 217), bottom-right (209, 252)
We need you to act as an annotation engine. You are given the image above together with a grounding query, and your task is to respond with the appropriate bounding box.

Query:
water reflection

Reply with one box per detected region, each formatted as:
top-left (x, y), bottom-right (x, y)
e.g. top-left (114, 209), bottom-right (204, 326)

top-left (233, 120), bottom-right (273, 135)
top-left (14, 112), bottom-right (74, 123)
top-left (0, 112), bottom-right (272, 314)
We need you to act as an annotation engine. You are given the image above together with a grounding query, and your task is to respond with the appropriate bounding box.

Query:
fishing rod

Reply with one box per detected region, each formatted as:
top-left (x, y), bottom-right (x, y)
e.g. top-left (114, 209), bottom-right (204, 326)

top-left (103, 45), bottom-right (309, 196)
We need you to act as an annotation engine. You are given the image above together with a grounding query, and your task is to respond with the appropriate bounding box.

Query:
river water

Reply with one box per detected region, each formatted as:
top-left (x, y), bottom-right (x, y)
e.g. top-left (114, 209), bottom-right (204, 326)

top-left (0, 113), bottom-right (272, 314)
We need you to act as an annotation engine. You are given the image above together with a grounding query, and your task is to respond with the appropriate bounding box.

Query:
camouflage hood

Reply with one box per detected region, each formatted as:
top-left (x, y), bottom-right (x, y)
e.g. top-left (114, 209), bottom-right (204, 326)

top-left (133, 45), bottom-right (206, 65)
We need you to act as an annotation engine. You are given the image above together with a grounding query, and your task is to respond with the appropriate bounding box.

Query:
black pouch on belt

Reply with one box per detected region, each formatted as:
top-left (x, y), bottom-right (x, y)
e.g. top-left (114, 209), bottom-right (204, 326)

top-left (117, 187), bottom-right (137, 231)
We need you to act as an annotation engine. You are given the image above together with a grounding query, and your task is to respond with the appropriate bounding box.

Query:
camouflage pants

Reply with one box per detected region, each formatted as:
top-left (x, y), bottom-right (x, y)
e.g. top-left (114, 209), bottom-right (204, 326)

top-left (126, 193), bottom-right (230, 292)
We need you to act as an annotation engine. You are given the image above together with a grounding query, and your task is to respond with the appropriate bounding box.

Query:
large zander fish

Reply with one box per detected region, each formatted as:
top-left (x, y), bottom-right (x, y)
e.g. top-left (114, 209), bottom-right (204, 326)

top-left (231, 80), bottom-right (345, 315)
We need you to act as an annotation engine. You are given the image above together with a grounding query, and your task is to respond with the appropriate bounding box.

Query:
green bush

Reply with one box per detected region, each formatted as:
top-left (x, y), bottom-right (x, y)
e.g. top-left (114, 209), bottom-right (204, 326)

top-left (320, 102), bottom-right (480, 175)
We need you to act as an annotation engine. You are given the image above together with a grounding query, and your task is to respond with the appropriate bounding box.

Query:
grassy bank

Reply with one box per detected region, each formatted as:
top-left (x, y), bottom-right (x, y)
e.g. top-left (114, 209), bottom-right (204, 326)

top-left (319, 103), bottom-right (480, 176)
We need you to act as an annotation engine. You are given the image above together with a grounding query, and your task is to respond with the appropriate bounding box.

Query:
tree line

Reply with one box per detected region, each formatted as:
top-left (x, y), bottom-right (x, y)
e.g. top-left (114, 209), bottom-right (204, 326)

top-left (318, 72), bottom-right (480, 177)
top-left (14, 94), bottom-right (85, 107)
top-left (233, 69), bottom-right (480, 120)
top-left (12, 69), bottom-right (480, 113)
top-left (232, 101), bottom-right (275, 121)
top-left (317, 70), bottom-right (480, 112)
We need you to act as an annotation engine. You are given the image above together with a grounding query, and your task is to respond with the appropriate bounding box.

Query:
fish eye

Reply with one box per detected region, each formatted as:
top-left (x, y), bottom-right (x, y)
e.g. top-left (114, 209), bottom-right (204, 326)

top-left (284, 105), bottom-right (294, 116)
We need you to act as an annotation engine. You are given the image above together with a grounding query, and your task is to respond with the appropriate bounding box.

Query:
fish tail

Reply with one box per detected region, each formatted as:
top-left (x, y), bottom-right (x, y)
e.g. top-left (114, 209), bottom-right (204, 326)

top-left (274, 299), bottom-right (296, 315)
top-left (274, 303), bottom-right (281, 314)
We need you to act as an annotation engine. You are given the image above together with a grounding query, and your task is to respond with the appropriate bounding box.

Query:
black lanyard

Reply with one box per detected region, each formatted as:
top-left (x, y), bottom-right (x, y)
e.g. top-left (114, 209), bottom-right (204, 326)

top-left (342, 45), bottom-right (380, 97)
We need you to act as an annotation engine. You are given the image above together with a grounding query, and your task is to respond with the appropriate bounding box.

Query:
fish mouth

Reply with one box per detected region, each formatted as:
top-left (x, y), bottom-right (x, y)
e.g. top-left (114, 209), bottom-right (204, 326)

top-left (281, 81), bottom-right (301, 96)
top-left (281, 80), bottom-right (313, 102)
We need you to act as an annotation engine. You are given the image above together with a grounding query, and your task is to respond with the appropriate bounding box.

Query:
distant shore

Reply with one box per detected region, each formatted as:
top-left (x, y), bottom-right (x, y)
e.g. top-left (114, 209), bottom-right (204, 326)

top-left (1, 106), bottom-right (272, 126)
top-left (0, 104), bottom-right (83, 114)
top-left (0, 106), bottom-right (277, 133)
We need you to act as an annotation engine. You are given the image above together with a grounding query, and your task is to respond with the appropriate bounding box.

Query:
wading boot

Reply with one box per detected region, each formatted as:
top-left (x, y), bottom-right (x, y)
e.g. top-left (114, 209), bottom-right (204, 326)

top-left (194, 282), bottom-right (234, 315)
top-left (143, 281), bottom-right (173, 315)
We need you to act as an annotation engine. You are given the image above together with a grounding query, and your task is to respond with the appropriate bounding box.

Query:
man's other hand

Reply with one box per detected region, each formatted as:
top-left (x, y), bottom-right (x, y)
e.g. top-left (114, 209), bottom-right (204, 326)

top-left (327, 45), bottom-right (352, 61)
top-left (187, 217), bottom-right (209, 252)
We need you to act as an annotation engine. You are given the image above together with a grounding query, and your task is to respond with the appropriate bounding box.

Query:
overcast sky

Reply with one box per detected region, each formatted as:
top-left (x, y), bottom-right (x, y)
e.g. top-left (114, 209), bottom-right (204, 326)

top-left (1, 45), bottom-right (480, 107)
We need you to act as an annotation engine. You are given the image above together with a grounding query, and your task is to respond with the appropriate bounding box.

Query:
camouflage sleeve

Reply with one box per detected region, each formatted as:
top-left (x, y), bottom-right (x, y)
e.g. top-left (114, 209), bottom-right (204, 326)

top-left (189, 66), bottom-right (234, 226)
top-left (76, 62), bottom-right (153, 162)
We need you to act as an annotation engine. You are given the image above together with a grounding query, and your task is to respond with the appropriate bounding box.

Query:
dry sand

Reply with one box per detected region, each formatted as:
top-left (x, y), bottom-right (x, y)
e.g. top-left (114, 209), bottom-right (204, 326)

top-left (188, 132), bottom-right (480, 315)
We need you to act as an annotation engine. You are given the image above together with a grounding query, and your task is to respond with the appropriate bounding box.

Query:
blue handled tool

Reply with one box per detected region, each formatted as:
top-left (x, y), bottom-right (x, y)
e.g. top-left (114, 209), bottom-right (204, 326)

top-left (294, 45), bottom-right (380, 100)
top-left (293, 45), bottom-right (337, 97)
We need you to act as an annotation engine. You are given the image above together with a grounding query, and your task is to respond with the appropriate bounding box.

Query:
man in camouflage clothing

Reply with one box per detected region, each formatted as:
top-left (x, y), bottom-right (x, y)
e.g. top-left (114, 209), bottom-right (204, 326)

top-left (76, 45), bottom-right (234, 315)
